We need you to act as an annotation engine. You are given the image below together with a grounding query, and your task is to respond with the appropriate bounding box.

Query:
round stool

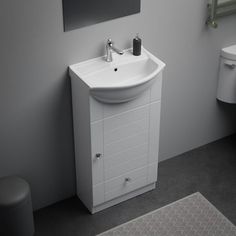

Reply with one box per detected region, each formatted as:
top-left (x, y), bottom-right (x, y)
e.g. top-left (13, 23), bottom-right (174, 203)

top-left (0, 176), bottom-right (35, 236)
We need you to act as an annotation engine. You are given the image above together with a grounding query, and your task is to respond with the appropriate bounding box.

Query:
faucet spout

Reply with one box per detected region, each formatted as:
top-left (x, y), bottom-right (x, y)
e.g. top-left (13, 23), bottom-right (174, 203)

top-left (106, 39), bottom-right (124, 62)
top-left (111, 46), bottom-right (124, 55)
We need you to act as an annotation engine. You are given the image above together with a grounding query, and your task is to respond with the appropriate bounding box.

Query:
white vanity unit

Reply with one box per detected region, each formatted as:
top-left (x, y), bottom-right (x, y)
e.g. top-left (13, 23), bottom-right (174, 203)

top-left (70, 47), bottom-right (165, 213)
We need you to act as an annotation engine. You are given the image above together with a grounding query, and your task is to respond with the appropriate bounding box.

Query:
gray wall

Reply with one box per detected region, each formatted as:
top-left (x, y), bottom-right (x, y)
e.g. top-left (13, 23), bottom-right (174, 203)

top-left (0, 0), bottom-right (236, 210)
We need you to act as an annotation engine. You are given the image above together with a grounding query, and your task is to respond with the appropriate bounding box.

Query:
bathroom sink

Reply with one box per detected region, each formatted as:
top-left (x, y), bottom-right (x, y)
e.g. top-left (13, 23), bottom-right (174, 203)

top-left (69, 47), bottom-right (165, 103)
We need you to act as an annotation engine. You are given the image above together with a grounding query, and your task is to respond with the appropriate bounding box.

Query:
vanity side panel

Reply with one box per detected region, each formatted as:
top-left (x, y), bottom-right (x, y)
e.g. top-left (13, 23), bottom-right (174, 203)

top-left (90, 97), bottom-right (103, 122)
top-left (150, 73), bottom-right (163, 102)
top-left (71, 75), bottom-right (93, 211)
top-left (147, 163), bottom-right (158, 184)
top-left (149, 101), bottom-right (161, 164)
top-left (148, 72), bottom-right (162, 183)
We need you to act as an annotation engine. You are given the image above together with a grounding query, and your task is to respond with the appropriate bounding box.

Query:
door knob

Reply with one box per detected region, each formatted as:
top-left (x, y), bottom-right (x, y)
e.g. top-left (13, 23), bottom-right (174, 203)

top-left (95, 153), bottom-right (102, 159)
top-left (125, 177), bottom-right (131, 183)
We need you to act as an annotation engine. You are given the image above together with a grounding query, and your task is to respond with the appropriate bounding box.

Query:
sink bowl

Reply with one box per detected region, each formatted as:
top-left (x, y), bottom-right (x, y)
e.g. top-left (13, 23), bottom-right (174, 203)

top-left (69, 47), bottom-right (165, 103)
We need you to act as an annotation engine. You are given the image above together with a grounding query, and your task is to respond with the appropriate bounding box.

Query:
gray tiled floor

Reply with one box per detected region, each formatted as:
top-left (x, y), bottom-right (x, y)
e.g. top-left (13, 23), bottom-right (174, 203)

top-left (34, 134), bottom-right (236, 236)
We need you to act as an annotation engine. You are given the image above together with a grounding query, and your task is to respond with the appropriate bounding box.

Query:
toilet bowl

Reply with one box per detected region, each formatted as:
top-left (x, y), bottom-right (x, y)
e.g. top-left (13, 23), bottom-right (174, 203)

top-left (217, 44), bottom-right (236, 104)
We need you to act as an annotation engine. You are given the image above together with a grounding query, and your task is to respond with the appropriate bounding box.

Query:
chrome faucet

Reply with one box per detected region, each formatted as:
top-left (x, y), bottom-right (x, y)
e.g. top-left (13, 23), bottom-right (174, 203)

top-left (105, 39), bottom-right (124, 62)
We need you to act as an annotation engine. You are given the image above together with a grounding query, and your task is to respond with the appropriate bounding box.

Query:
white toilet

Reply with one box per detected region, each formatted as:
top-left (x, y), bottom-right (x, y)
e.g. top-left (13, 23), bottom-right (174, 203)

top-left (217, 44), bottom-right (236, 104)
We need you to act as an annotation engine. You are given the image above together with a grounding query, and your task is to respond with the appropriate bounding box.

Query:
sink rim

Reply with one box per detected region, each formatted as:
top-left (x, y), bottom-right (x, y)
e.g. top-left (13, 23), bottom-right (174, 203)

top-left (69, 47), bottom-right (166, 91)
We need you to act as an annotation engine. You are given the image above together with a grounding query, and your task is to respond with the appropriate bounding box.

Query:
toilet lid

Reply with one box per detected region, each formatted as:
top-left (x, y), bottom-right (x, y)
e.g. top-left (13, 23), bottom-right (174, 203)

top-left (221, 44), bottom-right (236, 61)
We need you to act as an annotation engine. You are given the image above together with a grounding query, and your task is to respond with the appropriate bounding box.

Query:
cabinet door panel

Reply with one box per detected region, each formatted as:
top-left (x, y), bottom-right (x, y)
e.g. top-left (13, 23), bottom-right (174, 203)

top-left (104, 132), bottom-right (149, 157)
top-left (104, 105), bottom-right (149, 131)
top-left (104, 143), bottom-right (148, 180)
top-left (104, 154), bottom-right (148, 180)
top-left (104, 118), bottom-right (149, 145)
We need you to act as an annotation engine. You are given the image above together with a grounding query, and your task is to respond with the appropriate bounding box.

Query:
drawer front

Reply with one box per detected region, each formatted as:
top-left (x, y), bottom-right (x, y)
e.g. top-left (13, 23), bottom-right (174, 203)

top-left (104, 166), bottom-right (148, 202)
top-left (93, 163), bottom-right (158, 206)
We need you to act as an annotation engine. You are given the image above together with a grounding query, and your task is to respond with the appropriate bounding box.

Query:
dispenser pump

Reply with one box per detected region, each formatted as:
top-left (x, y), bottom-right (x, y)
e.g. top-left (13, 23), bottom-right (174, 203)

top-left (133, 34), bottom-right (142, 56)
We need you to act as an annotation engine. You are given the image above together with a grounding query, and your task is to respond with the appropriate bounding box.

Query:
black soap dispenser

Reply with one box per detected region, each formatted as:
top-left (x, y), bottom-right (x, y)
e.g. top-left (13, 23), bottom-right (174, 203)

top-left (133, 34), bottom-right (142, 56)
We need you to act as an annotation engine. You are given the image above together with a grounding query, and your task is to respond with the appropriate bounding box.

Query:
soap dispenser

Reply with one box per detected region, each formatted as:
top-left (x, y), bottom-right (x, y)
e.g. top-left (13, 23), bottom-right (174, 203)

top-left (133, 34), bottom-right (142, 56)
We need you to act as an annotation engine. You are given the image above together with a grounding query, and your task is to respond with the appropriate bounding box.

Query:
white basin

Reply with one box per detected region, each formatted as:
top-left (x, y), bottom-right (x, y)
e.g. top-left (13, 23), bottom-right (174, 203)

top-left (69, 47), bottom-right (165, 103)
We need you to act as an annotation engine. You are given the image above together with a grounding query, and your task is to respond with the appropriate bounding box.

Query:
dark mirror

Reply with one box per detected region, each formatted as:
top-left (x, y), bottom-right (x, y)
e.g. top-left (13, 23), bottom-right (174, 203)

top-left (62, 0), bottom-right (141, 31)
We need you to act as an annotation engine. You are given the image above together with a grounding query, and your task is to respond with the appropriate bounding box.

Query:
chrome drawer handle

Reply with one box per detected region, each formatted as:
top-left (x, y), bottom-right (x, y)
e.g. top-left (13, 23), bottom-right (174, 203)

top-left (125, 177), bottom-right (131, 183)
top-left (95, 153), bottom-right (102, 159)
top-left (224, 63), bottom-right (236, 69)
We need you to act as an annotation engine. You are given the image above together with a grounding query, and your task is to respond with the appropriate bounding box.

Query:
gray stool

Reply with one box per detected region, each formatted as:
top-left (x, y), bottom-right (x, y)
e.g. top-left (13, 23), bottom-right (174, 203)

top-left (0, 176), bottom-right (35, 236)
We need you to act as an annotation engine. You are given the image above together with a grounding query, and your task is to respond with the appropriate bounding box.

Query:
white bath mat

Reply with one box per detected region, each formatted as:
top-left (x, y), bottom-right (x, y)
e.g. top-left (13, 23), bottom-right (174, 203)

top-left (97, 192), bottom-right (236, 236)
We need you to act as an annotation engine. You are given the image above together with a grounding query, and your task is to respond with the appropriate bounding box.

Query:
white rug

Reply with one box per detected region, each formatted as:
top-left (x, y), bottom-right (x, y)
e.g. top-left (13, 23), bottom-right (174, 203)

top-left (97, 192), bottom-right (236, 236)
